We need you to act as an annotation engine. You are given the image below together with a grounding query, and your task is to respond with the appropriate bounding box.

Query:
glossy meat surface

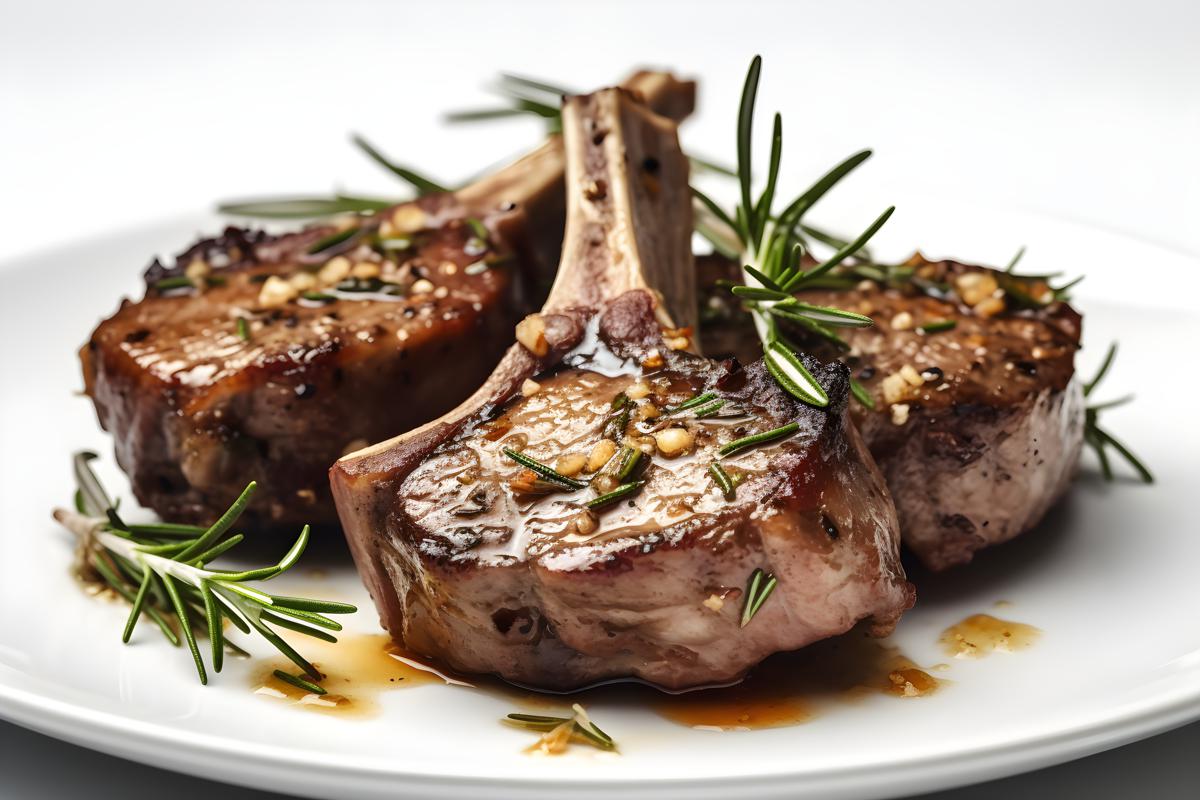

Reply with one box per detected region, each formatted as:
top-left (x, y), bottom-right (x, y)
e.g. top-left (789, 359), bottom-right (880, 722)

top-left (334, 89), bottom-right (911, 690)
top-left (700, 253), bottom-right (1085, 570)
top-left (83, 198), bottom-right (551, 529)
top-left (382, 312), bottom-right (912, 689)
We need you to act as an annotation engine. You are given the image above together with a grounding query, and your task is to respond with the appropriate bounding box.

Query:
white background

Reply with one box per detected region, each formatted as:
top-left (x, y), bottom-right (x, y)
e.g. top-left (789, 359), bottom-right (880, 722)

top-left (2, 0), bottom-right (1198, 263)
top-left (1, 0), bottom-right (1198, 797)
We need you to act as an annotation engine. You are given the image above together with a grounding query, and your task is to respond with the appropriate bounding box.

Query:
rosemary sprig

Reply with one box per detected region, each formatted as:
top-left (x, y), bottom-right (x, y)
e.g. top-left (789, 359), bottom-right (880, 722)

top-left (236, 317), bottom-right (251, 342)
top-left (505, 704), bottom-right (616, 752)
top-left (698, 56), bottom-right (892, 408)
top-left (502, 448), bottom-right (587, 490)
top-left (718, 422), bottom-right (800, 458)
top-left (53, 452), bottom-right (356, 685)
top-left (740, 568), bottom-right (778, 627)
top-left (1082, 343), bottom-right (1152, 483)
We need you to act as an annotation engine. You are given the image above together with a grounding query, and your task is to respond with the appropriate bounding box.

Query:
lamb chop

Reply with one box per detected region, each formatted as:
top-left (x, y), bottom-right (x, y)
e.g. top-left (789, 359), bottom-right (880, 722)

top-left (80, 71), bottom-right (695, 530)
top-left (699, 253), bottom-right (1085, 571)
top-left (331, 88), bottom-right (913, 692)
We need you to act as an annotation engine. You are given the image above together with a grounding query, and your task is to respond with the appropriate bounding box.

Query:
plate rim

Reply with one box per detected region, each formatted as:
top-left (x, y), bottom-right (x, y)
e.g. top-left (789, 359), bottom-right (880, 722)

top-left (4, 672), bottom-right (1199, 799)
top-left (2, 210), bottom-right (1199, 799)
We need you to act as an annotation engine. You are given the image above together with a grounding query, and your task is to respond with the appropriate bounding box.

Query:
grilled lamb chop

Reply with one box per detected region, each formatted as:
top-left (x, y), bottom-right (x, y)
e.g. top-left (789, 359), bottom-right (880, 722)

top-left (699, 253), bottom-right (1085, 571)
top-left (81, 71), bottom-right (695, 530)
top-left (331, 88), bottom-right (912, 691)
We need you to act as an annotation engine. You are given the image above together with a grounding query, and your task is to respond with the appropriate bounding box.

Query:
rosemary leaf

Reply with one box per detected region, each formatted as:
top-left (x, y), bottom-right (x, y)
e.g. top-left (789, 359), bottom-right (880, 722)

top-left (161, 573), bottom-right (207, 685)
top-left (201, 581), bottom-right (225, 673)
top-left (692, 399), bottom-right (727, 419)
top-left (737, 55), bottom-right (763, 245)
top-left (917, 319), bottom-right (957, 334)
top-left (273, 669), bottom-right (327, 696)
top-left (613, 446), bottom-right (643, 482)
top-left (740, 568), bottom-right (779, 627)
top-left (770, 300), bottom-right (874, 328)
top-left (121, 565), bottom-right (154, 644)
top-left (850, 378), bottom-right (876, 410)
top-left (708, 461), bottom-right (736, 500)
top-left (153, 276), bottom-right (194, 292)
top-left (763, 341), bottom-right (829, 407)
top-left (218, 195), bottom-right (392, 219)
top-left (718, 421), bottom-right (801, 458)
top-left (663, 392), bottom-right (718, 415)
top-left (502, 448), bottom-right (587, 490)
top-left (587, 481), bottom-right (644, 509)
top-left (466, 217), bottom-right (490, 242)
top-left (351, 133), bottom-right (449, 195)
top-left (306, 227), bottom-right (359, 256)
top-left (1005, 245), bottom-right (1026, 273)
top-left (1084, 343), bottom-right (1118, 397)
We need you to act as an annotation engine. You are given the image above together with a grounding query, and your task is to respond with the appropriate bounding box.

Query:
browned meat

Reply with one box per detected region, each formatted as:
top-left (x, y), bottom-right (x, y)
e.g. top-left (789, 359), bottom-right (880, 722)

top-left (81, 71), bottom-right (695, 530)
top-left (699, 253), bottom-right (1085, 571)
top-left (332, 88), bottom-right (912, 691)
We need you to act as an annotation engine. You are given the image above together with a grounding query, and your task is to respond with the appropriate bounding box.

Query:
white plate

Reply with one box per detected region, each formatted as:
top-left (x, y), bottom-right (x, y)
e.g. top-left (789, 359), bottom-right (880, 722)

top-left (1, 203), bottom-right (1197, 800)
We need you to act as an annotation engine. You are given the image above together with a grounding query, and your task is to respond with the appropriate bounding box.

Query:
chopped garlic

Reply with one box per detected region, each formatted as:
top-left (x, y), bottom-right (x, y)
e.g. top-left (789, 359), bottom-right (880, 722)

top-left (625, 381), bottom-right (652, 400)
top-left (955, 271), bottom-right (999, 307)
top-left (586, 440), bottom-right (618, 472)
top-left (891, 403), bottom-right (911, 426)
top-left (665, 335), bottom-right (690, 351)
top-left (890, 311), bottom-right (914, 331)
top-left (974, 295), bottom-right (1006, 318)
top-left (289, 271), bottom-right (317, 291)
top-left (350, 261), bottom-right (381, 279)
top-left (258, 275), bottom-right (298, 308)
top-left (555, 453), bottom-right (586, 477)
top-left (184, 258), bottom-right (210, 283)
top-left (634, 403), bottom-right (661, 422)
top-left (703, 594), bottom-right (724, 612)
top-left (515, 314), bottom-right (548, 356)
top-left (654, 427), bottom-right (694, 457)
top-left (520, 378), bottom-right (541, 397)
top-left (318, 256), bottom-right (352, 285)
top-left (881, 372), bottom-right (910, 405)
top-left (389, 205), bottom-right (427, 235)
top-left (572, 510), bottom-right (598, 536)
top-left (899, 364), bottom-right (924, 387)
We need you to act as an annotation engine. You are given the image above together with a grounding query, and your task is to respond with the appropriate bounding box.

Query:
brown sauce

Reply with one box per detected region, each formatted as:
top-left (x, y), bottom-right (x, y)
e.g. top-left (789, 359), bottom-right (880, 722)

top-left (252, 627), bottom-right (945, 729)
top-left (649, 635), bottom-right (940, 730)
top-left (479, 629), bottom-right (941, 731)
top-left (251, 633), bottom-right (443, 716)
top-left (939, 614), bottom-right (1041, 659)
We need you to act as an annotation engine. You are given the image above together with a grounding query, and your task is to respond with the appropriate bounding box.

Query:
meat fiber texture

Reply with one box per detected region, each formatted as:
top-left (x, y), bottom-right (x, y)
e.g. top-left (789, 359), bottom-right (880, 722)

top-left (699, 253), bottom-right (1085, 570)
top-left (333, 88), bottom-right (911, 691)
